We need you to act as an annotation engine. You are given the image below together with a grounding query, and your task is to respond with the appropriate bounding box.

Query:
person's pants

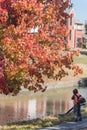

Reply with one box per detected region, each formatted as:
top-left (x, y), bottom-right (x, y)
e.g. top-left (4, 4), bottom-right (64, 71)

top-left (73, 105), bottom-right (82, 120)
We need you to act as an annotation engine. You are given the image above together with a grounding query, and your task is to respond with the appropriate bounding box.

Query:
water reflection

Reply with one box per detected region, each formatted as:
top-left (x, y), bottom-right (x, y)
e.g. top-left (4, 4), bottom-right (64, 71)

top-left (0, 87), bottom-right (87, 125)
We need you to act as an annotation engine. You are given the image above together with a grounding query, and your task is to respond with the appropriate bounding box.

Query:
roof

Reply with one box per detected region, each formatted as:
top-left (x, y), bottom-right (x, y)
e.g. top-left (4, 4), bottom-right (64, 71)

top-left (65, 7), bottom-right (74, 14)
top-left (75, 20), bottom-right (84, 25)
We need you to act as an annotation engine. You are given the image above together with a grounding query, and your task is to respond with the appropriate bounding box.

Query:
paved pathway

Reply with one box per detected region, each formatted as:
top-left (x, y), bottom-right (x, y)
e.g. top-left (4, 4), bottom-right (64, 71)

top-left (39, 118), bottom-right (87, 130)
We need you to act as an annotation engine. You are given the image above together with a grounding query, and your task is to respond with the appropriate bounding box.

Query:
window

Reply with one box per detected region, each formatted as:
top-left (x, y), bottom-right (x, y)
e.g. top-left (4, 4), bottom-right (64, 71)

top-left (69, 30), bottom-right (72, 40)
top-left (77, 25), bottom-right (82, 30)
top-left (70, 17), bottom-right (72, 25)
top-left (75, 24), bottom-right (83, 30)
top-left (65, 18), bottom-right (68, 26)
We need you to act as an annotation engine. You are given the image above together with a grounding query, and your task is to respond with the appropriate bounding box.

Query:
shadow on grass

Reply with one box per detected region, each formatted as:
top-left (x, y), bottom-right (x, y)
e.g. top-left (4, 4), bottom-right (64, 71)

top-left (80, 50), bottom-right (87, 55)
top-left (78, 78), bottom-right (87, 87)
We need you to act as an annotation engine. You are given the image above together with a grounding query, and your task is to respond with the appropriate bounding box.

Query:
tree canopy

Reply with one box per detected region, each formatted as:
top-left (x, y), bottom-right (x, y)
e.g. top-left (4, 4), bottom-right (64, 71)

top-left (0, 0), bottom-right (82, 95)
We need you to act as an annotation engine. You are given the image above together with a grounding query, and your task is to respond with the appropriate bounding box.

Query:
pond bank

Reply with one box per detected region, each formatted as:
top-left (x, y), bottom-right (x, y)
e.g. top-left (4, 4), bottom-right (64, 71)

top-left (44, 73), bottom-right (87, 91)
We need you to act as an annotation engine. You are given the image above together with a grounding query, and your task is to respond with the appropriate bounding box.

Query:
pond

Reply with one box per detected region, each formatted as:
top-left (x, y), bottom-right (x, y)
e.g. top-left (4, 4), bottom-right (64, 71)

top-left (0, 86), bottom-right (87, 125)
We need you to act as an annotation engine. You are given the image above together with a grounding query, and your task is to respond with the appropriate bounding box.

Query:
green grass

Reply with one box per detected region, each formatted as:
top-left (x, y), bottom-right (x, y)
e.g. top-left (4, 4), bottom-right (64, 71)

top-left (74, 55), bottom-right (87, 64)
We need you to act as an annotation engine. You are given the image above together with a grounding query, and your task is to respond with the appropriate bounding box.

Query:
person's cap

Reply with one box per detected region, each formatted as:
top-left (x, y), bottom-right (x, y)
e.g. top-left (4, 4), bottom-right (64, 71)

top-left (73, 89), bottom-right (78, 94)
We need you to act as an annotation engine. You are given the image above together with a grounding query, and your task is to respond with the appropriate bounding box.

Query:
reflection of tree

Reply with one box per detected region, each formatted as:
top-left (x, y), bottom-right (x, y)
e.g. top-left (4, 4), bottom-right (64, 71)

top-left (46, 99), bottom-right (72, 116)
top-left (46, 100), bottom-right (54, 115)
top-left (0, 100), bottom-right (28, 125)
top-left (0, 106), bottom-right (15, 125)
top-left (36, 99), bottom-right (46, 118)
top-left (46, 99), bottom-right (64, 115)
top-left (60, 100), bottom-right (65, 113)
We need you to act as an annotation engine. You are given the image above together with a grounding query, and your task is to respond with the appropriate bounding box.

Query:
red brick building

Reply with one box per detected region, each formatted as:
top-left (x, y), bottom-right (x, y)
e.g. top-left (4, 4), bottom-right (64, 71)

top-left (74, 20), bottom-right (84, 48)
top-left (66, 7), bottom-right (75, 48)
top-left (66, 8), bottom-right (84, 48)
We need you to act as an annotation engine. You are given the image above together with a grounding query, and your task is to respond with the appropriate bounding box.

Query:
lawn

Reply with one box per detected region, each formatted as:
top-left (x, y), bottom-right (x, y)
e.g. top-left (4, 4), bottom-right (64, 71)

top-left (74, 55), bottom-right (87, 64)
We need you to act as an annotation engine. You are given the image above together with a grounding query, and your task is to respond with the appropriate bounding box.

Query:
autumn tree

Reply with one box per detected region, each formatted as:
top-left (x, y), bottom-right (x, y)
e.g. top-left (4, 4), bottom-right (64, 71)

top-left (0, 0), bottom-right (82, 95)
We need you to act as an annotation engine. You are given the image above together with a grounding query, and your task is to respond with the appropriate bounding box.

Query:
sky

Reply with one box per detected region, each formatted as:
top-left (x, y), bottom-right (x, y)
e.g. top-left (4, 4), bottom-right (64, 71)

top-left (71, 0), bottom-right (87, 23)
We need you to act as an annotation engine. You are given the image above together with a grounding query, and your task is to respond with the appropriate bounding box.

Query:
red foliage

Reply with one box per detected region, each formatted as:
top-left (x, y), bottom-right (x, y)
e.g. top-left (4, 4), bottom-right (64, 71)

top-left (0, 0), bottom-right (82, 95)
top-left (0, 54), bottom-right (10, 95)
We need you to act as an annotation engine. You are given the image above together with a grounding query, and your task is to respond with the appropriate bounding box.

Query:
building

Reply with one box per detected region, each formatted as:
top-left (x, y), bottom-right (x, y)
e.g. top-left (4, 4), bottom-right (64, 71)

top-left (83, 22), bottom-right (87, 45)
top-left (66, 7), bottom-right (75, 48)
top-left (74, 20), bottom-right (84, 48)
top-left (66, 7), bottom-right (84, 48)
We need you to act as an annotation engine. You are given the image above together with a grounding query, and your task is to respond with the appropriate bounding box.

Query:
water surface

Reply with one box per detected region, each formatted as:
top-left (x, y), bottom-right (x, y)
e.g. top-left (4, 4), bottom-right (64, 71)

top-left (0, 87), bottom-right (87, 125)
